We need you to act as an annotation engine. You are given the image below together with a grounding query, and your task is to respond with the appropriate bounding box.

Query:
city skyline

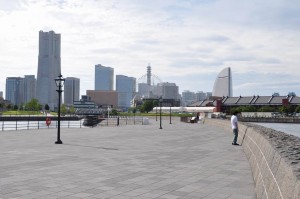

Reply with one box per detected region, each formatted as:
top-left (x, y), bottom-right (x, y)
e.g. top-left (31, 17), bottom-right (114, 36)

top-left (1, 0), bottom-right (300, 97)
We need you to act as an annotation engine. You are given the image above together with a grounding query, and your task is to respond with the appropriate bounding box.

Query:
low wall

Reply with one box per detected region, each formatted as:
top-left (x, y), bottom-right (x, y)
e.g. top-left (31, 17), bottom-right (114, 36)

top-left (205, 119), bottom-right (300, 199)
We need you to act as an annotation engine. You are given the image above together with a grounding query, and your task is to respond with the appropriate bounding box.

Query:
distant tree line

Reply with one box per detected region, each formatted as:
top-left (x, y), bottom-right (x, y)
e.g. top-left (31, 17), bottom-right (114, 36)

top-left (0, 98), bottom-right (76, 115)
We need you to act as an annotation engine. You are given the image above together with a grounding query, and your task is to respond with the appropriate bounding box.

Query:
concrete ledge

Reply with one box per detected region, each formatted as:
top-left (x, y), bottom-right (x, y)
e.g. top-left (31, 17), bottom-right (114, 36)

top-left (205, 119), bottom-right (300, 199)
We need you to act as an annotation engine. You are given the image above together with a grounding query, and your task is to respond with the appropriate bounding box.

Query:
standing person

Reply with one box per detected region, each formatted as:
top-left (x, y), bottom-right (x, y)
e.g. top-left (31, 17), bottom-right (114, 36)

top-left (196, 112), bottom-right (200, 122)
top-left (231, 111), bottom-right (239, 145)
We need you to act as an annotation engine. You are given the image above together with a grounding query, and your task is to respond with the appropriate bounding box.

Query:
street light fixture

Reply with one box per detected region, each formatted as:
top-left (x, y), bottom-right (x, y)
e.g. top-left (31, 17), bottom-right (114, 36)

top-left (159, 96), bottom-right (163, 129)
top-left (54, 74), bottom-right (65, 144)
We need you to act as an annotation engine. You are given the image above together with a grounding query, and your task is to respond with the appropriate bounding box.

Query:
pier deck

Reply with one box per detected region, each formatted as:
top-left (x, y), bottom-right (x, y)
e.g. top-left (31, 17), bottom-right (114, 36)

top-left (0, 118), bottom-right (256, 199)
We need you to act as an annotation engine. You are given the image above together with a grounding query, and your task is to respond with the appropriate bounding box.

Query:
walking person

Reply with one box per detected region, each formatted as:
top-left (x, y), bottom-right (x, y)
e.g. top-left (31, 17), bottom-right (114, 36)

top-left (231, 111), bottom-right (239, 145)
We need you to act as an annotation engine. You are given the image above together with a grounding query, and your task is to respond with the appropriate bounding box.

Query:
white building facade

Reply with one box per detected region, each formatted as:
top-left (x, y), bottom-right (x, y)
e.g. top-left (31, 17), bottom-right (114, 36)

top-left (212, 67), bottom-right (232, 97)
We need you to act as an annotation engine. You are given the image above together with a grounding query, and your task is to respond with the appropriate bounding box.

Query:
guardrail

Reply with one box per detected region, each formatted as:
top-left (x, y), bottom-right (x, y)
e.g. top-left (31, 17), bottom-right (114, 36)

top-left (0, 120), bottom-right (84, 131)
top-left (0, 116), bottom-right (150, 131)
top-left (99, 116), bottom-right (149, 126)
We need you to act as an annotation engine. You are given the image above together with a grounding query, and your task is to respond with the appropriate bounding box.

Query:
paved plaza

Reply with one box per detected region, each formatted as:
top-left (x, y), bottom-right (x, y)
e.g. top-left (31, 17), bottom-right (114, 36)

top-left (0, 118), bottom-right (256, 199)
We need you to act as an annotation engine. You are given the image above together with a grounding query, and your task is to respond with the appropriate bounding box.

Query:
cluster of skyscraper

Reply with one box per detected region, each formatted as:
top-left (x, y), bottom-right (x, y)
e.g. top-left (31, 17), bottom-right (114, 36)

top-left (3, 30), bottom-right (219, 110)
top-left (5, 31), bottom-right (80, 110)
top-left (93, 64), bottom-right (136, 108)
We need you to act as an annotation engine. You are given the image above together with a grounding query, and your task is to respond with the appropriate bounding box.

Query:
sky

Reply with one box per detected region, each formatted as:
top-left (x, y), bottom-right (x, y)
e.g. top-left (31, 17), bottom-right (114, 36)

top-left (1, 0), bottom-right (300, 98)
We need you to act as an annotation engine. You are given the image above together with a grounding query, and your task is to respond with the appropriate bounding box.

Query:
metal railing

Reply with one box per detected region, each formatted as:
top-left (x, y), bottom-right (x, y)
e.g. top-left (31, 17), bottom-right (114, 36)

top-left (99, 116), bottom-right (148, 126)
top-left (0, 120), bottom-right (84, 131)
top-left (0, 115), bottom-right (151, 131)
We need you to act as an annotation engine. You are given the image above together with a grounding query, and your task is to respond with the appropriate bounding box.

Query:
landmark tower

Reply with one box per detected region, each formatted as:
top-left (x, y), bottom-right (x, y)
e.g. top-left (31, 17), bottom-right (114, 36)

top-left (36, 30), bottom-right (61, 110)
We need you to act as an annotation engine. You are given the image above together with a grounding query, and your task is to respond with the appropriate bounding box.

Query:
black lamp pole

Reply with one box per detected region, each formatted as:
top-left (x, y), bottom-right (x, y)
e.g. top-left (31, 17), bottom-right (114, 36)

top-left (55, 74), bottom-right (65, 144)
top-left (169, 104), bottom-right (172, 124)
top-left (159, 96), bottom-right (163, 129)
top-left (156, 101), bottom-right (158, 122)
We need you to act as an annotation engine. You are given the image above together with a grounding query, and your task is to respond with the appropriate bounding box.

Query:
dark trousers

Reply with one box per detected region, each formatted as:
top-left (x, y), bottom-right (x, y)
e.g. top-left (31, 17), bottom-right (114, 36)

top-left (232, 128), bottom-right (238, 144)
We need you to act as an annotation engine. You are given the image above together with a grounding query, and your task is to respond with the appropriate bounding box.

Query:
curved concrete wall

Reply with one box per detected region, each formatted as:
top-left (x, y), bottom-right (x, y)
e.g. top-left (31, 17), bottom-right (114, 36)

top-left (205, 119), bottom-right (300, 199)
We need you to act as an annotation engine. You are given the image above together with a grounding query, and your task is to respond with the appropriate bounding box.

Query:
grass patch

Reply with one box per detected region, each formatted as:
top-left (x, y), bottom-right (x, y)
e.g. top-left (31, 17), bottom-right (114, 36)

top-left (2, 111), bottom-right (43, 115)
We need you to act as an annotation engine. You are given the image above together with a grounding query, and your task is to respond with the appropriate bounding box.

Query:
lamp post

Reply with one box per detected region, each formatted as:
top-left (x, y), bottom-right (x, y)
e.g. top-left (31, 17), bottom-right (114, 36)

top-left (54, 74), bottom-right (65, 144)
top-left (156, 101), bottom-right (158, 122)
top-left (169, 103), bottom-right (172, 124)
top-left (107, 105), bottom-right (110, 126)
top-left (133, 108), bottom-right (136, 125)
top-left (159, 96), bottom-right (163, 129)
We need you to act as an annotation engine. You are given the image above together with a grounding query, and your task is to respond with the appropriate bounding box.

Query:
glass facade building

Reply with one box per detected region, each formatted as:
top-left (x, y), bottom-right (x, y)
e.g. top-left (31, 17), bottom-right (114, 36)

top-left (64, 77), bottom-right (80, 106)
top-left (24, 75), bottom-right (36, 103)
top-left (5, 77), bottom-right (24, 106)
top-left (95, 64), bottom-right (114, 91)
top-left (116, 75), bottom-right (136, 108)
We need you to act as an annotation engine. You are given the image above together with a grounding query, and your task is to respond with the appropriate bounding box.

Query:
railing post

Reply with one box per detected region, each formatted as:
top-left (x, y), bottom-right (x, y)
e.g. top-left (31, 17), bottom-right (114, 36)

top-left (38, 120), bottom-right (39, 129)
top-left (16, 120), bottom-right (17, 131)
top-left (2, 120), bottom-right (4, 131)
top-left (27, 120), bottom-right (29, 130)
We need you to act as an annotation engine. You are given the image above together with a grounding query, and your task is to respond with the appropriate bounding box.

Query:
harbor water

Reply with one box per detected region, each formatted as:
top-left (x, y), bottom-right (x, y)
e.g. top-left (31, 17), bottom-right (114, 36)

top-left (253, 123), bottom-right (300, 138)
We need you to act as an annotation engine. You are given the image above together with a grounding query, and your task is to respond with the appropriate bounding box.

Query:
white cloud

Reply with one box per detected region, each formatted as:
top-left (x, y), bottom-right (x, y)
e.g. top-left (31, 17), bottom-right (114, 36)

top-left (0, 0), bottom-right (300, 98)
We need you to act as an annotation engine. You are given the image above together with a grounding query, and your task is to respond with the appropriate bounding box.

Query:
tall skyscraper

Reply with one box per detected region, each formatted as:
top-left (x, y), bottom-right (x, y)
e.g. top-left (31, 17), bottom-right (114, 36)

top-left (5, 77), bottom-right (25, 106)
top-left (95, 64), bottom-right (114, 91)
top-left (36, 30), bottom-right (61, 110)
top-left (116, 75), bottom-right (136, 108)
top-left (64, 77), bottom-right (80, 106)
top-left (24, 75), bottom-right (36, 103)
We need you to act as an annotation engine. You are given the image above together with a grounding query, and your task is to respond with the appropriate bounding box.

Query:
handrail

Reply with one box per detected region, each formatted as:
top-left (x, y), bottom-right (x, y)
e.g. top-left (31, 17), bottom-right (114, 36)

top-left (0, 120), bottom-right (84, 131)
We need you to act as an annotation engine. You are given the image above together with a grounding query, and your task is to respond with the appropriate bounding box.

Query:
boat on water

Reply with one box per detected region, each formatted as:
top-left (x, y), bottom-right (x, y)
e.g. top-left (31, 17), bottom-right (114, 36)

top-left (83, 115), bottom-right (105, 127)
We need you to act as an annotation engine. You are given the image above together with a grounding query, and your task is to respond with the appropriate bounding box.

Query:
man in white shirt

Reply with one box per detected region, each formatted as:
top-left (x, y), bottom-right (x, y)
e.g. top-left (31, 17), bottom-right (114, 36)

top-left (231, 111), bottom-right (239, 145)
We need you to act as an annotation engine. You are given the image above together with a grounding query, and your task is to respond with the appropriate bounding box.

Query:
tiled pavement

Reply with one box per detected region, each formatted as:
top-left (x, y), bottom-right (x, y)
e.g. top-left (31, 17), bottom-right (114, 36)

top-left (0, 118), bottom-right (256, 199)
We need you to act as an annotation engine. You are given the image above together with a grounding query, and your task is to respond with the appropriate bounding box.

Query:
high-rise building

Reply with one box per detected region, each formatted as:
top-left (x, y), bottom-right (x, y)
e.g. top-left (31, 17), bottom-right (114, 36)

top-left (5, 77), bottom-right (25, 106)
top-left (195, 91), bottom-right (207, 101)
top-left (95, 64), bottom-right (114, 91)
top-left (36, 30), bottom-right (61, 110)
top-left (116, 75), bottom-right (136, 108)
top-left (64, 77), bottom-right (80, 106)
top-left (182, 90), bottom-right (195, 106)
top-left (158, 82), bottom-right (179, 100)
top-left (24, 75), bottom-right (36, 103)
top-left (212, 67), bottom-right (232, 97)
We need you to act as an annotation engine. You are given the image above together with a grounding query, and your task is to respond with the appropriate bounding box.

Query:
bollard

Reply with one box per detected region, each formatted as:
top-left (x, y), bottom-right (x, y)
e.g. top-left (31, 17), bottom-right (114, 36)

top-left (117, 117), bottom-right (119, 126)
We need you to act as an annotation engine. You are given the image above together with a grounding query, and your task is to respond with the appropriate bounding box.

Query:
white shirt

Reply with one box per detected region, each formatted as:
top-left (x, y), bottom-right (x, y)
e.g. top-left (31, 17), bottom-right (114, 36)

top-left (231, 115), bottom-right (238, 129)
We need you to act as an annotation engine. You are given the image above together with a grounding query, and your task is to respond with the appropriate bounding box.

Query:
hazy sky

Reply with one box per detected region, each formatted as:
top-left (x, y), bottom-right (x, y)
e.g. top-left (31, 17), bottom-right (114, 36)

top-left (1, 0), bottom-right (300, 97)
